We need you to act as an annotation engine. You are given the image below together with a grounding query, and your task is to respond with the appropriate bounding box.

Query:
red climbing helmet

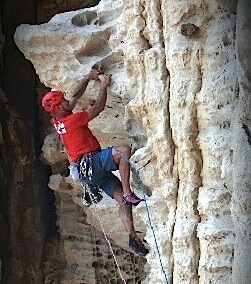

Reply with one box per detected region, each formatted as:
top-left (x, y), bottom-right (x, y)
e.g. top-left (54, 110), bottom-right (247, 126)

top-left (41, 90), bottom-right (64, 112)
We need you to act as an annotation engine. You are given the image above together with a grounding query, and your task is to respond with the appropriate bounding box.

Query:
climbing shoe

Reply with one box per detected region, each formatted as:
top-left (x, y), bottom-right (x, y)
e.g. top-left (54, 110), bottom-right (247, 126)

top-left (129, 236), bottom-right (149, 256)
top-left (122, 192), bottom-right (144, 206)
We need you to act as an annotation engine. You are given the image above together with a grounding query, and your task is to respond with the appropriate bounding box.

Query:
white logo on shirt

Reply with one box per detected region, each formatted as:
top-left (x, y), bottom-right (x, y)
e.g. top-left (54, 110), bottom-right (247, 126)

top-left (54, 121), bottom-right (67, 134)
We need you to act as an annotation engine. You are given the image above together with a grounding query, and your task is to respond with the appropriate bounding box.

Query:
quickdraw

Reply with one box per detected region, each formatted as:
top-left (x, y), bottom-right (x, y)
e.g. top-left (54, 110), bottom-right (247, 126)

top-left (79, 154), bottom-right (103, 206)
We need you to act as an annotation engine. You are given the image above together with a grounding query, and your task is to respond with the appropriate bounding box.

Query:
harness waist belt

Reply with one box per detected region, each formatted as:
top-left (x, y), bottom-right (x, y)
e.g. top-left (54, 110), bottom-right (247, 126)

top-left (82, 149), bottom-right (101, 157)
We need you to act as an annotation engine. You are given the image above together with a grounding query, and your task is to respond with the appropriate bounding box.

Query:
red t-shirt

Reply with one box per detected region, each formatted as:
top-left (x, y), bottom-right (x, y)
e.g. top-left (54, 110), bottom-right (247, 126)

top-left (53, 111), bottom-right (101, 163)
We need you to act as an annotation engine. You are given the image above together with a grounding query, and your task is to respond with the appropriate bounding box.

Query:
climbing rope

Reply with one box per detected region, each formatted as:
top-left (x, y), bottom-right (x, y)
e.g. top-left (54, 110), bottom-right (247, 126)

top-left (81, 182), bottom-right (127, 284)
top-left (114, 147), bottom-right (169, 284)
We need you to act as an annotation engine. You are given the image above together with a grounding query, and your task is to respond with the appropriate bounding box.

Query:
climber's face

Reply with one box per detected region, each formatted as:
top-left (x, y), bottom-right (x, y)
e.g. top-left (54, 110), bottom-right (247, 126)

top-left (51, 98), bottom-right (72, 118)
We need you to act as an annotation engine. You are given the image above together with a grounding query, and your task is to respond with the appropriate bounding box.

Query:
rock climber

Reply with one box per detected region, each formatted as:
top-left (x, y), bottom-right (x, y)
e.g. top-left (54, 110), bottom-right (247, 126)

top-left (41, 69), bottom-right (149, 256)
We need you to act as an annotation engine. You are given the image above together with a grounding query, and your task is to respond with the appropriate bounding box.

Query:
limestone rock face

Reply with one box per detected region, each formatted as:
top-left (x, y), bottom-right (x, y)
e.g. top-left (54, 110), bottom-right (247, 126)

top-left (14, 0), bottom-right (251, 283)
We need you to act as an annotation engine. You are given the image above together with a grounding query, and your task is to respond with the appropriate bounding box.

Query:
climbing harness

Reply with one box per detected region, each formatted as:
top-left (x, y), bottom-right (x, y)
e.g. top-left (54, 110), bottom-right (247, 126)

top-left (114, 147), bottom-right (169, 284)
top-left (78, 154), bottom-right (103, 206)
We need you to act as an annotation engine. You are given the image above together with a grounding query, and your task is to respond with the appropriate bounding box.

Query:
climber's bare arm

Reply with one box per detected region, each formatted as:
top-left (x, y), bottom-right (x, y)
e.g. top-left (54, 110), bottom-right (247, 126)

top-left (86, 74), bottom-right (112, 121)
top-left (66, 70), bottom-right (102, 110)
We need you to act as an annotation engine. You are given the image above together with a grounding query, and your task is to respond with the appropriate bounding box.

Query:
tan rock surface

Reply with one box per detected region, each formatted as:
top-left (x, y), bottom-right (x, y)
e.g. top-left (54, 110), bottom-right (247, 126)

top-left (14, 0), bottom-right (251, 283)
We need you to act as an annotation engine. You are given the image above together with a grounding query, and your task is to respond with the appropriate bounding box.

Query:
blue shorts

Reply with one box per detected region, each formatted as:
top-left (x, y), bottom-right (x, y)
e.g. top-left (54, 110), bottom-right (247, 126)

top-left (69, 147), bottom-right (122, 198)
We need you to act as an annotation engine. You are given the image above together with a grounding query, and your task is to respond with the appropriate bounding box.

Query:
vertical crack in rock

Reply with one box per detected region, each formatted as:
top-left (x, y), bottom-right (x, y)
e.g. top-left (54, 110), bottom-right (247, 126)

top-left (161, 1), bottom-right (208, 282)
top-left (170, 53), bottom-right (203, 282)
